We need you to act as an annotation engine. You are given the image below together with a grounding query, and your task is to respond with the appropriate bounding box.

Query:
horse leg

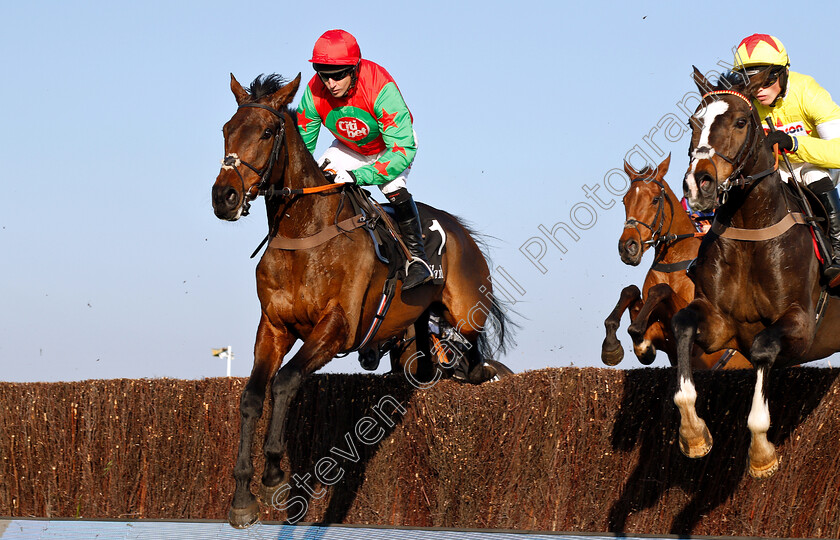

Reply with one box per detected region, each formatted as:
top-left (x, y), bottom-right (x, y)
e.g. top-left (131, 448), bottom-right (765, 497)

top-left (259, 307), bottom-right (350, 503)
top-left (671, 304), bottom-right (713, 458)
top-left (229, 316), bottom-right (294, 528)
top-left (746, 307), bottom-right (812, 478)
top-left (602, 285), bottom-right (642, 365)
top-left (628, 283), bottom-right (686, 365)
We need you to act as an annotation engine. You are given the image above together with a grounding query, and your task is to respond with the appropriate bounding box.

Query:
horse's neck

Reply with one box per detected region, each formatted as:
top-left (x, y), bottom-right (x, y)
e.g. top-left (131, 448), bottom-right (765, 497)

top-left (664, 184), bottom-right (697, 234)
top-left (269, 117), bottom-right (342, 232)
top-left (652, 185), bottom-right (700, 262)
top-left (723, 153), bottom-right (788, 229)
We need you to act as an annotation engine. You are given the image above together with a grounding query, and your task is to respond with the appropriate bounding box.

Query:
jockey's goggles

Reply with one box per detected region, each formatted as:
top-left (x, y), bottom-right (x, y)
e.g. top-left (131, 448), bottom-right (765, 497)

top-left (737, 65), bottom-right (784, 88)
top-left (316, 65), bottom-right (355, 82)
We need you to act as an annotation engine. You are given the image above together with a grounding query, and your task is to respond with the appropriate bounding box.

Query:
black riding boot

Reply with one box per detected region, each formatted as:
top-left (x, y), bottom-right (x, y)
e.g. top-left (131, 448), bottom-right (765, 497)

top-left (815, 187), bottom-right (840, 288)
top-left (387, 188), bottom-right (433, 290)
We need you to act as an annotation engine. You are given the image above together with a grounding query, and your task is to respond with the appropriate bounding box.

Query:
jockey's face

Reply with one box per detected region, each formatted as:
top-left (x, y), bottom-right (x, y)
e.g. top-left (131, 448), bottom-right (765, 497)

top-left (755, 76), bottom-right (782, 106)
top-left (319, 70), bottom-right (353, 98)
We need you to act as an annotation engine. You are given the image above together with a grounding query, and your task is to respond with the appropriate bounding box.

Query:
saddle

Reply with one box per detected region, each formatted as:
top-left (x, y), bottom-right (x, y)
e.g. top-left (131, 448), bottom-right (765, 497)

top-left (343, 185), bottom-right (446, 285)
top-left (264, 183), bottom-right (447, 364)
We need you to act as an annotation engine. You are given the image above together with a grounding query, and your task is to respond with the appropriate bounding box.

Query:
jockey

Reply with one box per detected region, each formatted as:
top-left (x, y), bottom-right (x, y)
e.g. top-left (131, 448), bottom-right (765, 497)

top-left (733, 33), bottom-right (840, 286)
top-left (296, 29), bottom-right (433, 291)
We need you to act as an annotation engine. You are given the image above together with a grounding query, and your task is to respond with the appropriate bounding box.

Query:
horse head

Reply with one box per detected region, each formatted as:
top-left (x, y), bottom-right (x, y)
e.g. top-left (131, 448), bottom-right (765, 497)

top-left (619, 155), bottom-right (672, 265)
top-left (212, 73), bottom-right (302, 221)
top-left (683, 67), bottom-right (771, 214)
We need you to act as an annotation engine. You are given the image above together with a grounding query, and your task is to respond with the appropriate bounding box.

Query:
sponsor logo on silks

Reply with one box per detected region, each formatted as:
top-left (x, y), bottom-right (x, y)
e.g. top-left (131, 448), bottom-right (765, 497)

top-left (764, 121), bottom-right (810, 136)
top-left (336, 117), bottom-right (370, 141)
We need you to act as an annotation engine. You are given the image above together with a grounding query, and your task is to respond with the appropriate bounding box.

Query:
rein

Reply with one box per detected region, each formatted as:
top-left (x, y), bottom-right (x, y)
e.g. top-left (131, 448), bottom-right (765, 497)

top-left (696, 90), bottom-right (779, 201)
top-left (220, 104), bottom-right (347, 217)
top-left (623, 177), bottom-right (671, 248)
top-left (221, 103), bottom-right (288, 216)
top-left (624, 176), bottom-right (703, 273)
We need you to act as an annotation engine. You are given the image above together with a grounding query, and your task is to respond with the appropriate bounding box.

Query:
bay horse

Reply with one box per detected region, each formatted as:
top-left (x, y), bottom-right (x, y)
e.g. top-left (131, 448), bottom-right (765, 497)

top-left (601, 155), bottom-right (749, 369)
top-left (212, 73), bottom-right (511, 527)
top-left (671, 67), bottom-right (840, 477)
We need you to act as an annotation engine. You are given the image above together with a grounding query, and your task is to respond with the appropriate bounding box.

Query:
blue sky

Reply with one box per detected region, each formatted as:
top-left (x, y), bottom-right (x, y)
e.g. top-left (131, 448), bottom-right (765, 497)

top-left (3, 1), bottom-right (839, 381)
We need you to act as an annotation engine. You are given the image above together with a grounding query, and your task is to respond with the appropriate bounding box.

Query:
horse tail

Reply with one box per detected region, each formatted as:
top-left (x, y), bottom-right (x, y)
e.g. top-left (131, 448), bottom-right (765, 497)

top-left (475, 286), bottom-right (518, 362)
top-left (453, 217), bottom-right (520, 362)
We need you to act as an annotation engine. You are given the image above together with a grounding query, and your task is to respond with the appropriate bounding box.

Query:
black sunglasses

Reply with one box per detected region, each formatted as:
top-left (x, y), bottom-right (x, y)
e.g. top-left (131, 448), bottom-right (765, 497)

top-left (760, 68), bottom-right (783, 88)
top-left (739, 66), bottom-right (783, 88)
top-left (317, 66), bottom-right (355, 82)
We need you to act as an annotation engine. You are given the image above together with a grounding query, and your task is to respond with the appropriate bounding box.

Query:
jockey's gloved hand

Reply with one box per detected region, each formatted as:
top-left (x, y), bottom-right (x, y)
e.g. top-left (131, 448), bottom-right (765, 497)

top-left (765, 130), bottom-right (798, 153)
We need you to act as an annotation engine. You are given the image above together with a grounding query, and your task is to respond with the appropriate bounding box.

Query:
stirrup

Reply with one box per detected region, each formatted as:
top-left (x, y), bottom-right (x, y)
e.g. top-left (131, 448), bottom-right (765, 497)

top-left (827, 263), bottom-right (840, 289)
top-left (402, 257), bottom-right (433, 290)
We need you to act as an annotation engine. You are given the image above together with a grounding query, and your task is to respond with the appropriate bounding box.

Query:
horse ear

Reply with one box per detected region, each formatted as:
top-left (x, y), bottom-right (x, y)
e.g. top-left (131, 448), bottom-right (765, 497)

top-left (623, 160), bottom-right (637, 177)
top-left (268, 73), bottom-right (302, 110)
top-left (230, 74), bottom-right (250, 105)
top-left (692, 65), bottom-right (713, 95)
top-left (657, 154), bottom-right (671, 177)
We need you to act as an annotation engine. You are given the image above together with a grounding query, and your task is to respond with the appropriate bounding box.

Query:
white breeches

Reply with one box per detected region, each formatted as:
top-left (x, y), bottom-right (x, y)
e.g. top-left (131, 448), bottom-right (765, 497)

top-left (317, 132), bottom-right (417, 195)
top-left (778, 162), bottom-right (840, 187)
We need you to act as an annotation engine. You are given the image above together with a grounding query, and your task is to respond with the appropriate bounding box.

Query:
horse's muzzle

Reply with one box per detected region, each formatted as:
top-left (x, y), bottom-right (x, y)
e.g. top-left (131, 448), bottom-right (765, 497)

top-left (212, 182), bottom-right (244, 221)
top-left (619, 237), bottom-right (642, 266)
top-left (683, 170), bottom-right (717, 214)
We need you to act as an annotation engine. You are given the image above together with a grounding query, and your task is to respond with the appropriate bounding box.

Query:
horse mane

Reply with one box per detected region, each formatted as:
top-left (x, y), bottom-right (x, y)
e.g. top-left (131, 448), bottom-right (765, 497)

top-left (245, 73), bottom-right (289, 103)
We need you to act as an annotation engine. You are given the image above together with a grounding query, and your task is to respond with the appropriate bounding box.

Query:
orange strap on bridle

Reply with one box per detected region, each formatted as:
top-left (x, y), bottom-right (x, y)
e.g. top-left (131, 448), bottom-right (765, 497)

top-left (279, 183), bottom-right (346, 197)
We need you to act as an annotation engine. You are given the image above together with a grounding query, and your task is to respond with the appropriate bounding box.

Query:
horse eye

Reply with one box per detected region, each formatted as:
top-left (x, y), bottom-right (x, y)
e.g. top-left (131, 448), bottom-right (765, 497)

top-left (651, 197), bottom-right (660, 205)
top-left (736, 118), bottom-right (748, 128)
top-left (260, 128), bottom-right (273, 139)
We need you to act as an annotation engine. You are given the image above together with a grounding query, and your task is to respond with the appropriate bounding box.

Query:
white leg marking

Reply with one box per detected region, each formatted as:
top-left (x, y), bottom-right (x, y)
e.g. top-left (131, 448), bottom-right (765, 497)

top-left (674, 375), bottom-right (697, 409)
top-left (747, 370), bottom-right (771, 434)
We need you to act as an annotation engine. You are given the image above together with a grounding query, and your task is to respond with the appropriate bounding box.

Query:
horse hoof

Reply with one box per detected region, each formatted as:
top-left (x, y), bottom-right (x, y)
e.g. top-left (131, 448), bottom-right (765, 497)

top-left (633, 341), bottom-right (656, 365)
top-left (259, 481), bottom-right (288, 507)
top-left (601, 343), bottom-right (624, 366)
top-left (749, 454), bottom-right (780, 479)
top-left (679, 428), bottom-right (713, 458)
top-left (228, 500), bottom-right (260, 529)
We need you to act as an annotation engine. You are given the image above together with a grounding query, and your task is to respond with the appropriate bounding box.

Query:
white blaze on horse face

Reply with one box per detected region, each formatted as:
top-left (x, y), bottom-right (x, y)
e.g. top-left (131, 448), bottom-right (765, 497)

top-left (685, 101), bottom-right (729, 199)
top-left (747, 369), bottom-right (771, 434)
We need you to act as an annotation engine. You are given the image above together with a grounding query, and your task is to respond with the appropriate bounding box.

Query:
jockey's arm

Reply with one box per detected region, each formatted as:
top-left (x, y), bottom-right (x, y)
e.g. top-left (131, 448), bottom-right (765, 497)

top-left (351, 82), bottom-right (417, 186)
top-left (793, 82), bottom-right (840, 169)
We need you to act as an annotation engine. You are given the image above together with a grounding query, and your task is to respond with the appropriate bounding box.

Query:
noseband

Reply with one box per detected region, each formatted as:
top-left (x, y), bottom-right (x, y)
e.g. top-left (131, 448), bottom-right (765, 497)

top-left (221, 103), bottom-right (287, 216)
top-left (623, 177), bottom-right (675, 248)
top-left (693, 90), bottom-right (777, 201)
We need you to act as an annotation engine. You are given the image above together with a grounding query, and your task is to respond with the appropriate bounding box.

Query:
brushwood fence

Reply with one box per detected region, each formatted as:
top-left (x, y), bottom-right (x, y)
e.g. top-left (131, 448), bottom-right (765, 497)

top-left (1, 367), bottom-right (839, 537)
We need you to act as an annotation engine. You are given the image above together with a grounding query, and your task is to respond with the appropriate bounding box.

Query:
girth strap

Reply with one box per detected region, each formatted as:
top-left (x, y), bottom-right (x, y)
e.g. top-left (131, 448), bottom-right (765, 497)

top-left (269, 215), bottom-right (367, 250)
top-left (651, 259), bottom-right (694, 273)
top-left (710, 212), bottom-right (807, 241)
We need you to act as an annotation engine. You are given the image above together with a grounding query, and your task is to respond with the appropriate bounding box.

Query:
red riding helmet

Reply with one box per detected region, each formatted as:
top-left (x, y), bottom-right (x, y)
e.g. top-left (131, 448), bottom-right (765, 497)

top-left (309, 29), bottom-right (362, 65)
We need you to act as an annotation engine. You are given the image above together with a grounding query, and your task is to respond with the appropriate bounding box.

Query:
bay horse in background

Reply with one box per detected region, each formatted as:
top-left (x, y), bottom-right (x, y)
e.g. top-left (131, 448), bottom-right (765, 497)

top-left (212, 73), bottom-right (513, 527)
top-left (601, 155), bottom-right (749, 370)
top-left (672, 68), bottom-right (840, 478)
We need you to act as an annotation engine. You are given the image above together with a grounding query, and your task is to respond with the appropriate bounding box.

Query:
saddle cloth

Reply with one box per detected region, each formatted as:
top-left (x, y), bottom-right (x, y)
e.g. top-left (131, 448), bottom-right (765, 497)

top-left (379, 205), bottom-right (446, 285)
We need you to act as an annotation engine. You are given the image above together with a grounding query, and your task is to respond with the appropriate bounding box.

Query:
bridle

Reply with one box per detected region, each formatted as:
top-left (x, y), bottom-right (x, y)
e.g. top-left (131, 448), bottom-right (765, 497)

top-left (692, 90), bottom-right (778, 202)
top-left (221, 103), bottom-right (287, 216)
top-left (623, 177), bottom-right (675, 248)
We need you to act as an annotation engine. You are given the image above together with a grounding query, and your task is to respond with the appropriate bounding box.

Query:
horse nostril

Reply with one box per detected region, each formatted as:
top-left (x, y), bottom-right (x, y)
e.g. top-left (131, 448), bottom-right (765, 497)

top-left (225, 188), bottom-right (239, 208)
top-left (697, 172), bottom-right (713, 191)
top-left (626, 240), bottom-right (639, 257)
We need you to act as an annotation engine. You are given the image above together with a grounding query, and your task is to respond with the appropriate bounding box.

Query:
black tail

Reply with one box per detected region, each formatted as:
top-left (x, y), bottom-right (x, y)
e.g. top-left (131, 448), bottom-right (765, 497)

top-left (475, 288), bottom-right (519, 363)
top-left (453, 217), bottom-right (521, 363)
